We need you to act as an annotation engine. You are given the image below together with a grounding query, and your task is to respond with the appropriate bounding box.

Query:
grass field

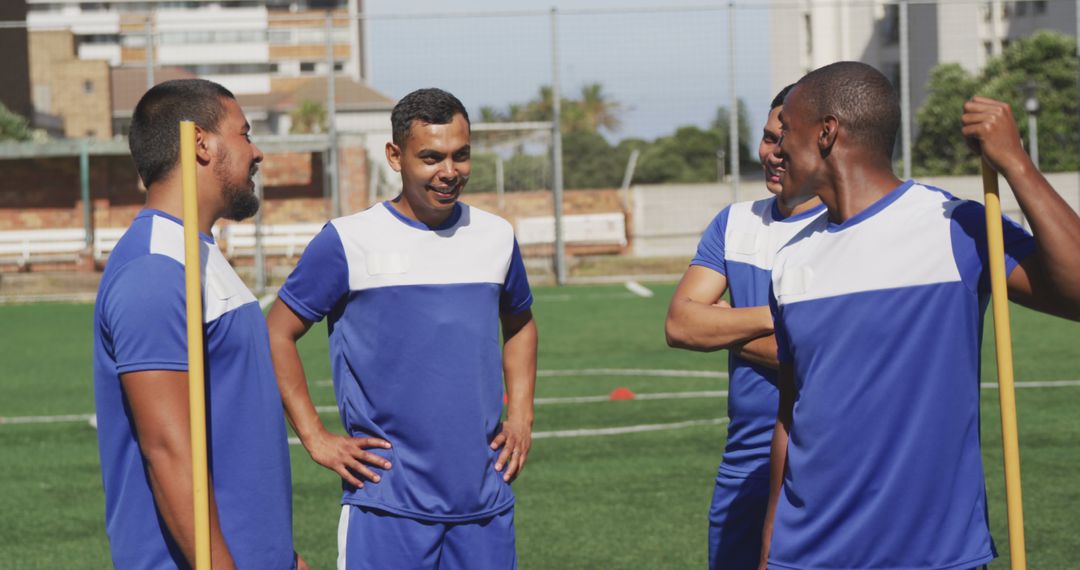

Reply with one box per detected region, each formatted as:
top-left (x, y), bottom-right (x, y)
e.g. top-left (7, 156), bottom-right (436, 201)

top-left (1, 282), bottom-right (1078, 569)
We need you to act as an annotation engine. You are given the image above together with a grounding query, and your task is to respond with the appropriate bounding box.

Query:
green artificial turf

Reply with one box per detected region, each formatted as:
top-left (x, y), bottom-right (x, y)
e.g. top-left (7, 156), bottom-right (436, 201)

top-left (0, 283), bottom-right (1077, 568)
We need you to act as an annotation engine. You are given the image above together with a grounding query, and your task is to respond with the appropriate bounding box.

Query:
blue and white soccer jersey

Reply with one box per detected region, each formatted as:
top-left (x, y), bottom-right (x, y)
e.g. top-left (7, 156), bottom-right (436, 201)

top-left (278, 201), bottom-right (531, 563)
top-left (768, 181), bottom-right (1035, 570)
top-left (92, 209), bottom-right (294, 569)
top-left (692, 197), bottom-right (825, 568)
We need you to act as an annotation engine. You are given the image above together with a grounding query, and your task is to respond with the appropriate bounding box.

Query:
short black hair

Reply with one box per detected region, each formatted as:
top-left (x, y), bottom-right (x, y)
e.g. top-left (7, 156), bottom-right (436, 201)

top-left (128, 79), bottom-right (235, 187)
top-left (771, 84), bottom-right (796, 110)
top-left (391, 88), bottom-right (470, 148)
top-left (795, 62), bottom-right (900, 159)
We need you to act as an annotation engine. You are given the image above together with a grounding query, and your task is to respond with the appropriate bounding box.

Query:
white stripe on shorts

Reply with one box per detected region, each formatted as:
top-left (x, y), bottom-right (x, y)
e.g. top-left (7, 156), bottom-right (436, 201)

top-left (337, 505), bottom-right (350, 570)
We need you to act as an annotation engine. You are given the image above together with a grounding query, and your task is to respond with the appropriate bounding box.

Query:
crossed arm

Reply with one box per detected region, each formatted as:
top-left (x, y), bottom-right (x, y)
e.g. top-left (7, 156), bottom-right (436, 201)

top-left (665, 265), bottom-right (779, 368)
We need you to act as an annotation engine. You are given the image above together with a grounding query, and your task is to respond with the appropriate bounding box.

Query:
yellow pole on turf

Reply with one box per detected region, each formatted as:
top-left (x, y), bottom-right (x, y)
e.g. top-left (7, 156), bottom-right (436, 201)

top-left (180, 120), bottom-right (212, 569)
top-left (981, 158), bottom-right (1026, 570)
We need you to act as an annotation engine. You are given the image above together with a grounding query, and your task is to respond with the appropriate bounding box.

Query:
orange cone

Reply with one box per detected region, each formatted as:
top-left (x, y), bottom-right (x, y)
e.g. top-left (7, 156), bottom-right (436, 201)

top-left (609, 387), bottom-right (636, 401)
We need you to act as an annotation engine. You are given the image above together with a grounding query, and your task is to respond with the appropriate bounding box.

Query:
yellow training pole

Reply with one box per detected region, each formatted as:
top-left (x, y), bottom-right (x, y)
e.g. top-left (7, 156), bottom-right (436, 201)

top-left (981, 158), bottom-right (1026, 570)
top-left (180, 121), bottom-right (212, 569)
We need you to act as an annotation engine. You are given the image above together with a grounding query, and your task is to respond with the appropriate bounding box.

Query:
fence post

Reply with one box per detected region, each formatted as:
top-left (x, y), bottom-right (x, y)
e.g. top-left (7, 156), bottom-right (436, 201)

top-left (254, 172), bottom-right (266, 296)
top-left (900, 0), bottom-right (912, 179)
top-left (144, 16), bottom-right (154, 89)
top-left (326, 11), bottom-right (341, 219)
top-left (550, 6), bottom-right (567, 285)
top-left (728, 1), bottom-right (740, 203)
top-left (80, 139), bottom-right (93, 250)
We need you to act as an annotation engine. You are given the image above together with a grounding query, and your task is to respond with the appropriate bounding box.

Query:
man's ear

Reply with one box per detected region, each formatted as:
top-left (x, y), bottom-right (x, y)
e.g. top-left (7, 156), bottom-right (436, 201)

top-left (819, 114), bottom-right (839, 158)
top-left (385, 141), bottom-right (403, 173)
top-left (194, 125), bottom-right (213, 165)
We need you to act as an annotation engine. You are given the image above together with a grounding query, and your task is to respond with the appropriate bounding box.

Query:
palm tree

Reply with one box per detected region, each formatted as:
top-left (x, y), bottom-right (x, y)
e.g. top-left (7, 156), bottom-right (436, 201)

top-left (578, 83), bottom-right (622, 133)
top-left (289, 100), bottom-right (327, 134)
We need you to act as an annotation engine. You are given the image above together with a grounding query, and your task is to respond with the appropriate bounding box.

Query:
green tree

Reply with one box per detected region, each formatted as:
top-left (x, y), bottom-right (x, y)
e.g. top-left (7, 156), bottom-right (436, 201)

top-left (0, 102), bottom-right (31, 142)
top-left (289, 100), bottom-right (327, 134)
top-left (913, 64), bottom-right (980, 175)
top-left (562, 130), bottom-right (626, 189)
top-left (914, 30), bottom-right (1079, 175)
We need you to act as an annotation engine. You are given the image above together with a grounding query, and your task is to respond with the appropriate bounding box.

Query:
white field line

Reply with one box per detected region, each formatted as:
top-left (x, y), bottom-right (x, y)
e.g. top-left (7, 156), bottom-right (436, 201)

top-left (533, 417), bottom-right (729, 439)
top-left (624, 280), bottom-right (654, 298)
top-left (0, 413), bottom-right (95, 425)
top-left (538, 368), bottom-right (728, 378)
top-left (314, 368), bottom-right (729, 387)
top-left (259, 293), bottom-right (277, 310)
top-left (8, 380), bottom-right (1080, 427)
top-left (534, 293), bottom-right (638, 302)
top-left (287, 417), bottom-right (730, 446)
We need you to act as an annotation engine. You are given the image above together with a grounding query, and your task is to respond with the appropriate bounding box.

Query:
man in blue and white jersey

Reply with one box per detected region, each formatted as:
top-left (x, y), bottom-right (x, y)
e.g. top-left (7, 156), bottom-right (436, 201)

top-left (267, 88), bottom-right (537, 570)
top-left (666, 84), bottom-right (825, 569)
top-left (93, 79), bottom-right (302, 569)
top-left (761, 61), bottom-right (1080, 569)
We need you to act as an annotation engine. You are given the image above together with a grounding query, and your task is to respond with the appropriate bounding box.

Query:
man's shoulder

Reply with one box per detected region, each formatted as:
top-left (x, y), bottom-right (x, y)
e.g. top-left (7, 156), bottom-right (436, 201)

top-left (459, 202), bottom-right (515, 237)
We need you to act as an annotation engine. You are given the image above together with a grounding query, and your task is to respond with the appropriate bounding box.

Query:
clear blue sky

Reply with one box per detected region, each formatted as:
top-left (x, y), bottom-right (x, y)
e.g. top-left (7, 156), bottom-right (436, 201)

top-left (364, 0), bottom-right (773, 143)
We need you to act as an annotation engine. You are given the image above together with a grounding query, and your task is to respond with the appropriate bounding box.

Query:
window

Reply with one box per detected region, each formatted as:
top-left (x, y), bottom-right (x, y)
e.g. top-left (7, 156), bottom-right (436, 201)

top-left (83, 80), bottom-right (95, 94)
top-left (300, 62), bottom-right (316, 73)
top-left (804, 13), bottom-right (813, 56)
top-left (881, 4), bottom-right (900, 46)
top-left (1035, 1), bottom-right (1048, 14)
top-left (1015, 1), bottom-right (1027, 16)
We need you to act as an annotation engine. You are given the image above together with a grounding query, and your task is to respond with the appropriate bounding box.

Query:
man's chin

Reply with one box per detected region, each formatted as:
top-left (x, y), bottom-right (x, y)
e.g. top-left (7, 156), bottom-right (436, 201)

top-left (224, 194), bottom-right (260, 222)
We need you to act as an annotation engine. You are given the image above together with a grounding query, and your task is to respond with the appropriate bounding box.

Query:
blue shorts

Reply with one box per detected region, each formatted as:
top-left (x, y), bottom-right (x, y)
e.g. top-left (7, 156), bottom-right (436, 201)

top-left (337, 505), bottom-right (516, 570)
top-left (709, 472), bottom-right (770, 570)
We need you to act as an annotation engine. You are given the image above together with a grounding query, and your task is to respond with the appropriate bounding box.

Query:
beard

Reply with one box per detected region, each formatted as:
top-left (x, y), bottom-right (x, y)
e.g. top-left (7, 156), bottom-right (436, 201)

top-left (222, 182), bottom-right (260, 221)
top-left (215, 149), bottom-right (261, 222)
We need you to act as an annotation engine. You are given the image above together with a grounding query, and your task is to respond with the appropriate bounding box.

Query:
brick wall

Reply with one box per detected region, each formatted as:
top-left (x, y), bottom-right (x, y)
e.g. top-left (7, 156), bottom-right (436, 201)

top-left (0, 143), bottom-right (371, 272)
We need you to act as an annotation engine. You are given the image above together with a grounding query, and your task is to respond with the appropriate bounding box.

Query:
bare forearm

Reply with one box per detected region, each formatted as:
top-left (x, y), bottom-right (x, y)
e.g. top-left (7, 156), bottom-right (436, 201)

top-left (269, 334), bottom-right (326, 443)
top-left (761, 418), bottom-right (789, 568)
top-left (144, 452), bottom-right (235, 569)
top-left (762, 364), bottom-right (795, 568)
top-left (503, 319), bottom-right (537, 426)
top-left (666, 302), bottom-right (773, 352)
top-left (730, 335), bottom-right (779, 369)
top-left (1004, 164), bottom-right (1080, 306)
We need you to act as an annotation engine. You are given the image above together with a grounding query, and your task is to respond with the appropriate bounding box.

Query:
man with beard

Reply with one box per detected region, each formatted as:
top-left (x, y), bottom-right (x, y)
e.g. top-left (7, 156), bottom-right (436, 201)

top-left (92, 79), bottom-right (304, 569)
top-left (665, 84), bottom-right (824, 569)
top-left (267, 87), bottom-right (537, 569)
top-left (761, 62), bottom-right (1080, 569)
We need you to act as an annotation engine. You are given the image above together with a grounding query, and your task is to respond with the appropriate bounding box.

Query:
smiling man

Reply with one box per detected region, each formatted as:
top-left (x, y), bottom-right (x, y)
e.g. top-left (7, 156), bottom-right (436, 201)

top-left (267, 88), bottom-right (537, 570)
top-left (760, 62), bottom-right (1080, 570)
top-left (665, 84), bottom-right (824, 569)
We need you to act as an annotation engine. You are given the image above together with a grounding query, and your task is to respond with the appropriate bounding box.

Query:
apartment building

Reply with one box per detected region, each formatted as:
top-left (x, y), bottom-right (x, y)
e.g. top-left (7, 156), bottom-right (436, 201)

top-left (25, 0), bottom-right (369, 96)
top-left (769, 0), bottom-right (1077, 114)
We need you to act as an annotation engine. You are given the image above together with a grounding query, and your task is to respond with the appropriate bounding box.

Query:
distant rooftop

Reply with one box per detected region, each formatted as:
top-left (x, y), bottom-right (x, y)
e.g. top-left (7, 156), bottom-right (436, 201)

top-left (111, 67), bottom-right (394, 118)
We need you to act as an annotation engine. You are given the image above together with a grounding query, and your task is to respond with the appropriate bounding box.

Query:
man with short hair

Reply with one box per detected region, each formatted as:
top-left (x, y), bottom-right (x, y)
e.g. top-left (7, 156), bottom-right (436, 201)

top-left (761, 61), bottom-right (1080, 569)
top-left (665, 84), bottom-right (824, 569)
top-left (93, 79), bottom-right (302, 569)
top-left (267, 87), bottom-right (537, 570)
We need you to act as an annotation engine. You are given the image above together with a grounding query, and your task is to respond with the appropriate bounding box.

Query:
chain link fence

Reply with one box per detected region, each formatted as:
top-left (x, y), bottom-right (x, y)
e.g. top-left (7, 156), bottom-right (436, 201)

top-left (2, 1), bottom-right (1079, 285)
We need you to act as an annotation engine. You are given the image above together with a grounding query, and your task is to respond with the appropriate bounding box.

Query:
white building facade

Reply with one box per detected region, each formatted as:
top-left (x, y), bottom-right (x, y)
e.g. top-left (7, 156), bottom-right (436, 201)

top-left (769, 0), bottom-right (1077, 114)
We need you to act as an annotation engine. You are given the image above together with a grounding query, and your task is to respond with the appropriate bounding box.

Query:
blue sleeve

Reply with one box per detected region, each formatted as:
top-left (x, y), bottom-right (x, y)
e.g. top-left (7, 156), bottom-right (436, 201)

top-left (278, 223), bottom-right (350, 322)
top-left (500, 239), bottom-right (533, 315)
top-left (769, 282), bottom-right (791, 364)
top-left (104, 255), bottom-right (189, 374)
top-left (690, 206), bottom-right (730, 275)
top-left (950, 201), bottom-right (1036, 294)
